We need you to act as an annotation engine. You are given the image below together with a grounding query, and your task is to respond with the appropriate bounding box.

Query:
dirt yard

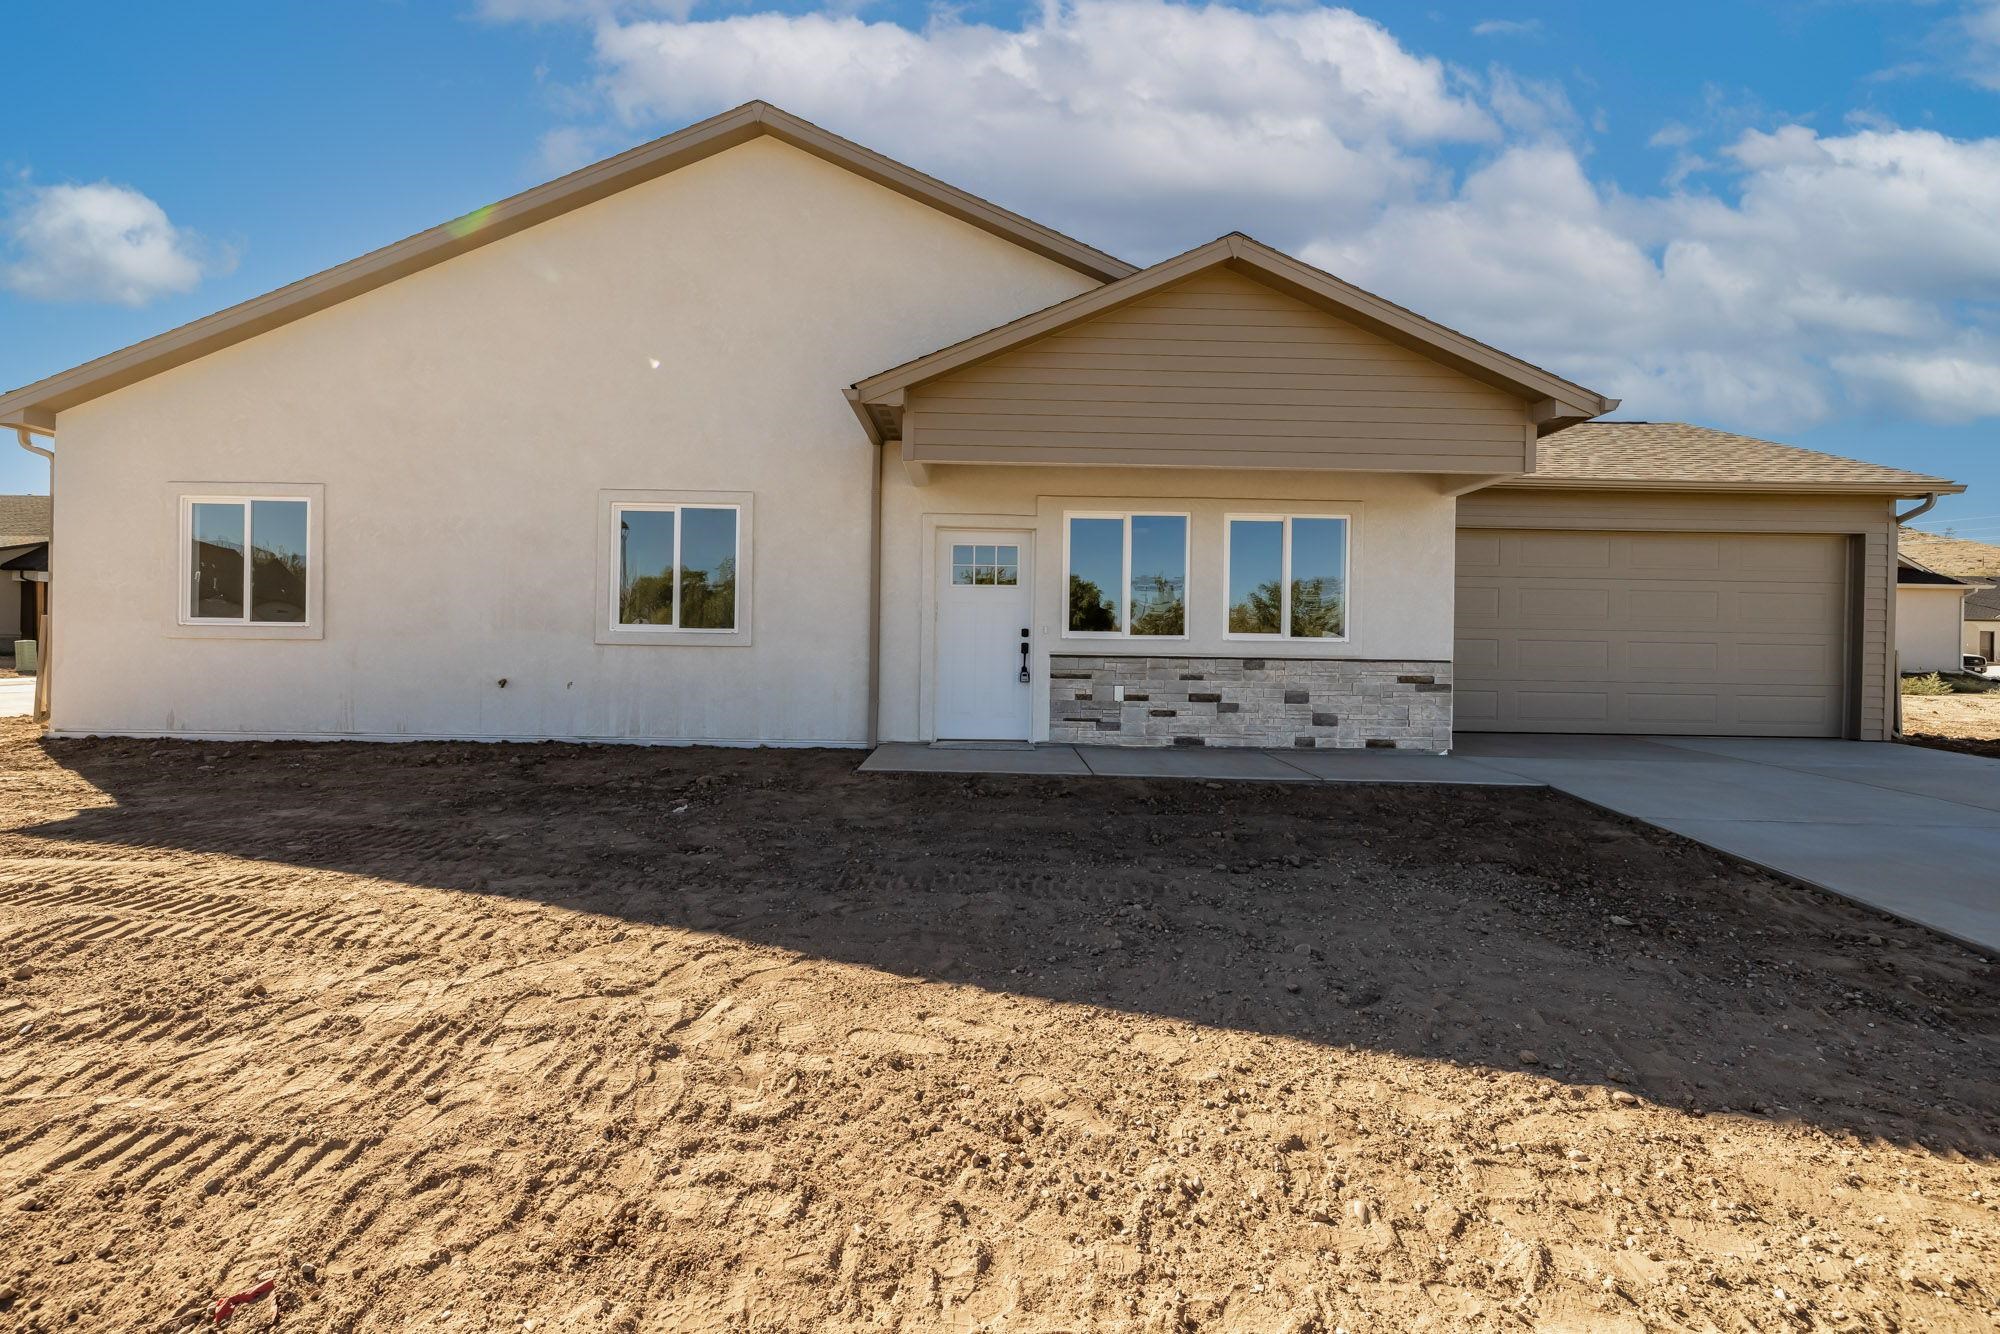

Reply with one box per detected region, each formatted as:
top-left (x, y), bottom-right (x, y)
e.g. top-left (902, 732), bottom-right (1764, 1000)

top-left (1, 721), bottom-right (1996, 1332)
top-left (1903, 692), bottom-right (2000, 759)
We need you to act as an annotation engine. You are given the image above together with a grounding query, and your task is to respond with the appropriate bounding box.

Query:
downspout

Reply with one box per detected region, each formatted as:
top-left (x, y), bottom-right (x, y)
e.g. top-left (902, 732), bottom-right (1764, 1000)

top-left (1895, 493), bottom-right (1939, 525)
top-left (14, 427), bottom-right (53, 724)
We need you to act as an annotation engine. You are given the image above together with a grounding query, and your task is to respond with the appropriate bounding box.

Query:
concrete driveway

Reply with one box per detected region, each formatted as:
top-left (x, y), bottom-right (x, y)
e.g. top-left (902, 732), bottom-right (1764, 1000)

top-left (0, 677), bottom-right (34, 718)
top-left (1454, 733), bottom-right (2000, 953)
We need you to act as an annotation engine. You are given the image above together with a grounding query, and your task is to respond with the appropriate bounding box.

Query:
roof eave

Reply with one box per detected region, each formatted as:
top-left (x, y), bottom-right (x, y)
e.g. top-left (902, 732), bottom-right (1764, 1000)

top-left (1497, 476), bottom-right (1967, 496)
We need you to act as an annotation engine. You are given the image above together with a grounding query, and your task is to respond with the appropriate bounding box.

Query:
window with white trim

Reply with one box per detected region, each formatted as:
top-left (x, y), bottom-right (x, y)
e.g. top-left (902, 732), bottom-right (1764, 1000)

top-left (1225, 514), bottom-right (1349, 639)
top-left (180, 495), bottom-right (312, 625)
top-left (1064, 512), bottom-right (1188, 637)
top-left (612, 502), bottom-right (741, 631)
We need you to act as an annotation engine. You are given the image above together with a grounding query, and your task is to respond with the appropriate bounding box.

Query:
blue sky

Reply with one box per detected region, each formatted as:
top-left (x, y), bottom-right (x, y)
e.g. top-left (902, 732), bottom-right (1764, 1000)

top-left (5, 1), bottom-right (1998, 538)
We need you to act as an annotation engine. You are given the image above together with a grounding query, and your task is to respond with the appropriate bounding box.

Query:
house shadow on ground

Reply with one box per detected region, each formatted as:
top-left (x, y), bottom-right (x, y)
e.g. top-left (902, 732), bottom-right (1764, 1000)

top-left (16, 729), bottom-right (2000, 1157)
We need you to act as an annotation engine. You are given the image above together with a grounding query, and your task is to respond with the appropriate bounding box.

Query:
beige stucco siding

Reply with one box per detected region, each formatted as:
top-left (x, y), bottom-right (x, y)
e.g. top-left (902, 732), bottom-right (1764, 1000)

top-left (875, 458), bottom-right (1457, 743)
top-left (905, 269), bottom-right (1534, 473)
top-left (49, 137), bottom-right (1099, 742)
top-left (1457, 487), bottom-right (1899, 740)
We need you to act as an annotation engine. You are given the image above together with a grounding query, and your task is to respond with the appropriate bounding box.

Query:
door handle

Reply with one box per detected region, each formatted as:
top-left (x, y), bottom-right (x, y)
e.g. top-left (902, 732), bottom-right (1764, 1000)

top-left (1019, 632), bottom-right (1031, 684)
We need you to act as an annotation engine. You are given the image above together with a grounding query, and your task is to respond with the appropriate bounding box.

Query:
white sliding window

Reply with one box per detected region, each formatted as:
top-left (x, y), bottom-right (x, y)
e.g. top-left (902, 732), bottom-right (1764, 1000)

top-left (178, 494), bottom-right (315, 628)
top-left (1064, 512), bottom-right (1188, 638)
top-left (597, 490), bottom-right (754, 647)
top-left (613, 503), bottom-right (740, 630)
top-left (1225, 515), bottom-right (1350, 640)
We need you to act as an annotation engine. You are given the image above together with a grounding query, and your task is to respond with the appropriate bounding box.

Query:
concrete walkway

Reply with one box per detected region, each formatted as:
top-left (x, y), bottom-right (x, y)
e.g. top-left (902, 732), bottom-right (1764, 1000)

top-left (863, 734), bottom-right (2000, 952)
top-left (1454, 734), bottom-right (2000, 954)
top-left (859, 741), bottom-right (1537, 786)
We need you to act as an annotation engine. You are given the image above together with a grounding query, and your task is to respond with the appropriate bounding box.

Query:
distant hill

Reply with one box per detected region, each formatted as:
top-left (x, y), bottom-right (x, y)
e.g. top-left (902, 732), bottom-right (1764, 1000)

top-left (1900, 528), bottom-right (2000, 581)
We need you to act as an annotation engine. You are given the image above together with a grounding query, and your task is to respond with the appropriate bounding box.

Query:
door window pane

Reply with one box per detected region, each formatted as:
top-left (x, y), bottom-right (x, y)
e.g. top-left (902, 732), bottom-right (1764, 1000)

top-left (1289, 517), bottom-right (1347, 639)
top-left (952, 544), bottom-right (976, 585)
top-left (1067, 517), bottom-right (1122, 632)
top-left (190, 502), bottom-right (246, 620)
top-left (618, 509), bottom-right (676, 624)
top-left (678, 506), bottom-right (738, 630)
top-left (248, 500), bottom-right (309, 623)
top-left (994, 546), bottom-right (1019, 586)
top-left (1129, 515), bottom-right (1186, 636)
top-left (1227, 520), bottom-right (1283, 634)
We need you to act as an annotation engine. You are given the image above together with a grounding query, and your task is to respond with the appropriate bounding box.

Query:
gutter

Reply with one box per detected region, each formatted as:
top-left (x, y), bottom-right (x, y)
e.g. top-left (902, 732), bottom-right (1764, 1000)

top-left (13, 427), bottom-right (52, 724)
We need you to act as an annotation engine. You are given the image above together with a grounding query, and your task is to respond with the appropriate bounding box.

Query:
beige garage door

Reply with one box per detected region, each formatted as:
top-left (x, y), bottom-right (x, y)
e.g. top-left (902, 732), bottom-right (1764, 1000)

top-left (1455, 529), bottom-right (1849, 736)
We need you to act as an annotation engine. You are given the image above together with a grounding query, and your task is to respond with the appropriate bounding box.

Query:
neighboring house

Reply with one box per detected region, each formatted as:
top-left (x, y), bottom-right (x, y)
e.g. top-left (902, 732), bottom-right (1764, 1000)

top-left (1900, 527), bottom-right (2000, 663)
top-left (1896, 556), bottom-right (1985, 672)
top-left (0, 493), bottom-right (51, 651)
top-left (0, 103), bottom-right (1965, 748)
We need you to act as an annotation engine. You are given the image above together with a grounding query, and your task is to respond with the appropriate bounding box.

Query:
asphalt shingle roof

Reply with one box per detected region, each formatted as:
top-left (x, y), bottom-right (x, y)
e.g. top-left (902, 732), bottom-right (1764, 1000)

top-left (0, 494), bottom-right (49, 547)
top-left (1528, 422), bottom-right (1958, 493)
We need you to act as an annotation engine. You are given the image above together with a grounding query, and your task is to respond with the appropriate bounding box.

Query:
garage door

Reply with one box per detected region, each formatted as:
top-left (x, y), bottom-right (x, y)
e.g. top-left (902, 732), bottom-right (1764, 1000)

top-left (1455, 529), bottom-right (1849, 736)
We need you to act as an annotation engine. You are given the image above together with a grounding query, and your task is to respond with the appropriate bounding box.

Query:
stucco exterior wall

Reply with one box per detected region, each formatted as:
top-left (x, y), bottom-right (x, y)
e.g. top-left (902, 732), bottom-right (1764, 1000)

top-left (49, 138), bottom-right (1099, 742)
top-left (875, 460), bottom-right (1458, 743)
top-left (1896, 585), bottom-right (1970, 674)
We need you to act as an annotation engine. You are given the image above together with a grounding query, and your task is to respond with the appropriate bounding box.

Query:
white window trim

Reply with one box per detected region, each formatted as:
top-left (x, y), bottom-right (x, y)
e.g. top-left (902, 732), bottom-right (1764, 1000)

top-left (1222, 512), bottom-right (1352, 644)
top-left (166, 482), bottom-right (325, 641)
top-left (595, 489), bottom-right (754, 647)
top-left (1061, 510), bottom-right (1191, 641)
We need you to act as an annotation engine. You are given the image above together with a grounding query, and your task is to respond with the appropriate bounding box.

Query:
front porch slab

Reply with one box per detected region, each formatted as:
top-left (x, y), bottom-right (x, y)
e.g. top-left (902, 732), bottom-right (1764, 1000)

top-left (860, 742), bottom-right (1540, 786)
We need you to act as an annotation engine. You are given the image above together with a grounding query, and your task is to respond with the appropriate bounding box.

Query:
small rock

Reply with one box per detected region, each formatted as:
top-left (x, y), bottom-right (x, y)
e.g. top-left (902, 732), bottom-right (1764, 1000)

top-left (9, 965), bottom-right (30, 982)
top-left (1609, 915), bottom-right (1636, 927)
top-left (1611, 1090), bottom-right (1639, 1107)
top-left (423, 1087), bottom-right (443, 1105)
top-left (1517, 1050), bottom-right (1539, 1065)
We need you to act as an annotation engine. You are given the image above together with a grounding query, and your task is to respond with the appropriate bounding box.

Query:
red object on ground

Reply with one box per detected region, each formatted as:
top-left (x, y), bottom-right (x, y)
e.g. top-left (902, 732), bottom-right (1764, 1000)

top-left (212, 1277), bottom-right (276, 1324)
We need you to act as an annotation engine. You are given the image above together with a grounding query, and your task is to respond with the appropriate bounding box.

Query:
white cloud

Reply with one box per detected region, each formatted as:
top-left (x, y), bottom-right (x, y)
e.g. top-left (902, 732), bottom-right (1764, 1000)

top-left (1832, 348), bottom-right (2000, 423)
top-left (1471, 18), bottom-right (1541, 38)
top-left (505, 0), bottom-right (2000, 433)
top-left (2, 182), bottom-right (224, 306)
top-left (580, 2), bottom-right (1495, 251)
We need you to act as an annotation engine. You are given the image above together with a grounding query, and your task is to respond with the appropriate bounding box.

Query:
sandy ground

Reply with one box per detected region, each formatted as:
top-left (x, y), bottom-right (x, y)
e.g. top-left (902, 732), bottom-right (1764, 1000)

top-left (1902, 693), bottom-right (2000, 758)
top-left (1, 720), bottom-right (1997, 1332)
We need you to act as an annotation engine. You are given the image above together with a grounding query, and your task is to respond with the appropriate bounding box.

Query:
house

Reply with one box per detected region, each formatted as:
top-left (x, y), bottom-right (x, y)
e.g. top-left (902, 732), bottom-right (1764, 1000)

top-left (1900, 528), bottom-right (2000, 664)
top-left (1896, 555), bottom-right (1987, 672)
top-left (0, 493), bottom-right (50, 656)
top-left (0, 103), bottom-right (1965, 749)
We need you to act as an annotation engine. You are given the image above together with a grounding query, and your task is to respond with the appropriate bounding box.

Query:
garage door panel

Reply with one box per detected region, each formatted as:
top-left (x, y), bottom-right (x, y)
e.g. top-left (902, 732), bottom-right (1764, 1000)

top-left (1455, 529), bottom-right (1847, 737)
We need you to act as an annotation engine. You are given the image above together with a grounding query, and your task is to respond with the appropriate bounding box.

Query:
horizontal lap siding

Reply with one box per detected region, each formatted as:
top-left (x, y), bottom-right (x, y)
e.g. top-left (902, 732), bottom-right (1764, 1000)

top-left (908, 269), bottom-right (1531, 472)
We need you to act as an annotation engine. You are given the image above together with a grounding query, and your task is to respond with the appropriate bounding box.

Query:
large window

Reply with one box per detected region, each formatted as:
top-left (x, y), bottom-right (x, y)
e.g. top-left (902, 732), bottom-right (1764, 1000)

top-left (614, 503), bottom-right (739, 631)
top-left (1225, 514), bottom-right (1349, 639)
top-left (597, 490), bottom-right (753, 646)
top-left (180, 495), bottom-right (312, 625)
top-left (1064, 512), bottom-right (1187, 637)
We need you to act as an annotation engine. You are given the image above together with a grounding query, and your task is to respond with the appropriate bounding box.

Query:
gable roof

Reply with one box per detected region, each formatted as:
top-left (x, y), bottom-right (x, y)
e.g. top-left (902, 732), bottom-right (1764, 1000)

top-left (0, 102), bottom-right (1134, 434)
top-left (1897, 554), bottom-right (1981, 587)
top-left (1968, 587), bottom-right (2000, 621)
top-left (847, 233), bottom-right (1617, 444)
top-left (0, 494), bottom-right (50, 547)
top-left (1512, 421), bottom-right (1962, 495)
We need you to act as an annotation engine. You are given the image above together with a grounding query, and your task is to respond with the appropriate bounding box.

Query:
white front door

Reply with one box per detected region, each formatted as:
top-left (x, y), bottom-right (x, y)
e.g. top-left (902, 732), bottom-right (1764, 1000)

top-left (935, 530), bottom-right (1034, 740)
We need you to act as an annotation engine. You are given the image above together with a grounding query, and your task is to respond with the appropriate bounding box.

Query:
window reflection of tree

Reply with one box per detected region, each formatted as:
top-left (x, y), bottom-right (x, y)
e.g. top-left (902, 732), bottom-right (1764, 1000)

top-left (1130, 570), bottom-right (1185, 636)
top-left (1068, 573), bottom-right (1117, 632)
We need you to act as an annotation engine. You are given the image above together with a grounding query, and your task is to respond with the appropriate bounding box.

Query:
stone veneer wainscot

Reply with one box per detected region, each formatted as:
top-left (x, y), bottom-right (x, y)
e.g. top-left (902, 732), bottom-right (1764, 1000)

top-left (1047, 656), bottom-right (1452, 750)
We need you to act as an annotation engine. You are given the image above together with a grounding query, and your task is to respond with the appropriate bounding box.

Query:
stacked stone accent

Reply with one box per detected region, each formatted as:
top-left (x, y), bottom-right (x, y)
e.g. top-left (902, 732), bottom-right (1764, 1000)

top-left (1048, 656), bottom-right (1451, 750)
